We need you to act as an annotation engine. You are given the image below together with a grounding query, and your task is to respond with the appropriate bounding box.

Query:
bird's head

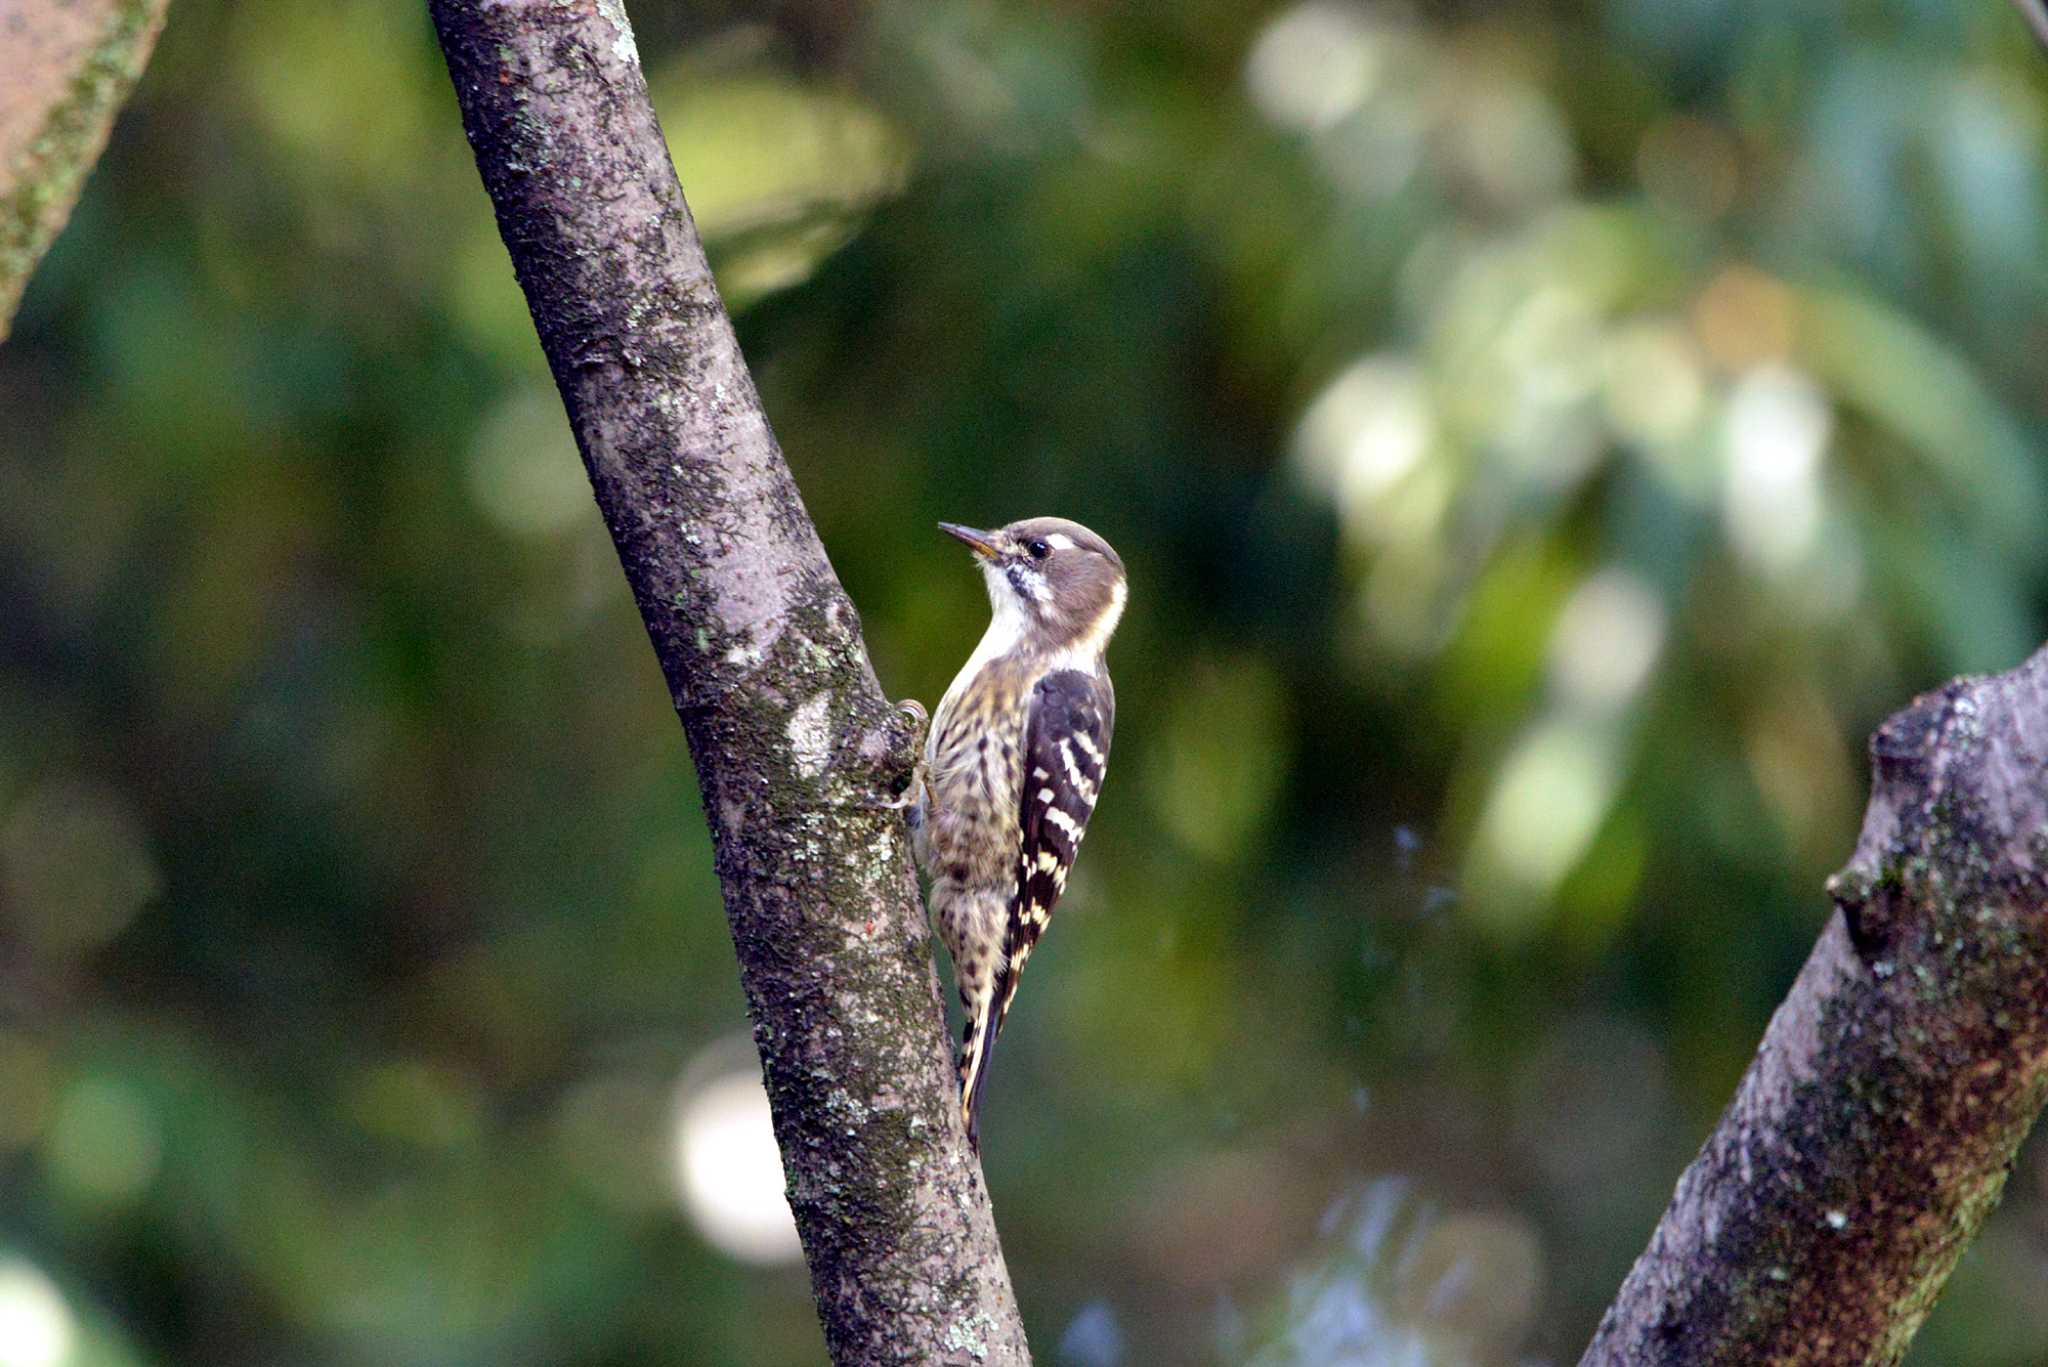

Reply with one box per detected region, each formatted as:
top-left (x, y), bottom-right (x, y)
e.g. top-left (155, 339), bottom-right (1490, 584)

top-left (939, 517), bottom-right (1127, 656)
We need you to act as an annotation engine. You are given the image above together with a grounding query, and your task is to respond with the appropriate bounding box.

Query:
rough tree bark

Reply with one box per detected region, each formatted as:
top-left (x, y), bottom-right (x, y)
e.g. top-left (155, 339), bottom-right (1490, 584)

top-left (0, 0), bottom-right (171, 340)
top-left (1584, 645), bottom-right (2048, 1364)
top-left (427, 3), bottom-right (1030, 1362)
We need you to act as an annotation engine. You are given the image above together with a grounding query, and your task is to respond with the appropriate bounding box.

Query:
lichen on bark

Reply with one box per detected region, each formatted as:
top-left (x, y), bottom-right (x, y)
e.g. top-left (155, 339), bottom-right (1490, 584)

top-left (1584, 644), bottom-right (2048, 1365)
top-left (427, 1), bottom-right (1029, 1361)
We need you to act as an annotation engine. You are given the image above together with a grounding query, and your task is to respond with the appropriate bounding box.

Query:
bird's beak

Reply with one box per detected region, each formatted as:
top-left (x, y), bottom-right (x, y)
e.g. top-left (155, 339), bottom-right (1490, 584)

top-left (938, 522), bottom-right (1001, 560)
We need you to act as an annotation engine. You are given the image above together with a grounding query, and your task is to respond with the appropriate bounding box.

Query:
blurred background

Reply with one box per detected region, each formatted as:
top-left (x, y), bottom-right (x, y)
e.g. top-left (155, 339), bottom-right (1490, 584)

top-left (6, 0), bottom-right (2048, 1362)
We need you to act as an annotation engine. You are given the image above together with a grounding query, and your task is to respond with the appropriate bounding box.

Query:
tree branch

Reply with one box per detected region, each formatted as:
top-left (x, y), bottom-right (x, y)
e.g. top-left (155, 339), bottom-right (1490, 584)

top-left (2014, 0), bottom-right (2048, 58)
top-left (426, 3), bottom-right (1029, 1361)
top-left (0, 0), bottom-right (170, 340)
top-left (1584, 645), bottom-right (2048, 1364)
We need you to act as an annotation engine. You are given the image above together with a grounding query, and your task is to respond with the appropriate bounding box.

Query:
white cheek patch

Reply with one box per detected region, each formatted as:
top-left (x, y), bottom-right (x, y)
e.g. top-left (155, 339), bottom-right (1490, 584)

top-left (1015, 568), bottom-right (1053, 604)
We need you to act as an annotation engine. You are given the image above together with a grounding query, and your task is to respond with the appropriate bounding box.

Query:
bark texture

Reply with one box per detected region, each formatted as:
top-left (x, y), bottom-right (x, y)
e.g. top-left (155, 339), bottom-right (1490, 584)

top-left (1584, 645), bottom-right (2048, 1364)
top-left (0, 0), bottom-right (169, 339)
top-left (427, 3), bottom-right (1029, 1362)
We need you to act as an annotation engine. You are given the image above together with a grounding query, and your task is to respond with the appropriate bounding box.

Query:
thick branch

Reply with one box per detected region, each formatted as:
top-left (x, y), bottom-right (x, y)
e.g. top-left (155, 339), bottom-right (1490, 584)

top-left (427, 3), bottom-right (1028, 1362)
top-left (1584, 646), bottom-right (2048, 1364)
top-left (0, 0), bottom-right (170, 339)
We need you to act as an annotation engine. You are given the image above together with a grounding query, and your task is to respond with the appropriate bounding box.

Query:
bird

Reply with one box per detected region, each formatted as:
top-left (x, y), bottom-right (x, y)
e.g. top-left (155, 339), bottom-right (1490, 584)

top-left (911, 517), bottom-right (1126, 1151)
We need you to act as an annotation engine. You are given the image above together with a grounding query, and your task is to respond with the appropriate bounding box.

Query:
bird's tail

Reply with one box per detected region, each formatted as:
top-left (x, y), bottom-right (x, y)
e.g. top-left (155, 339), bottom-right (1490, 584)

top-left (959, 969), bottom-right (1015, 1151)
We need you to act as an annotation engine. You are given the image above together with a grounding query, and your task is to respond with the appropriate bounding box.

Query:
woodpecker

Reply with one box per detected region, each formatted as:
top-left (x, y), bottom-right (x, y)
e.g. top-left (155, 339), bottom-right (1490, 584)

top-left (912, 517), bottom-right (1126, 1150)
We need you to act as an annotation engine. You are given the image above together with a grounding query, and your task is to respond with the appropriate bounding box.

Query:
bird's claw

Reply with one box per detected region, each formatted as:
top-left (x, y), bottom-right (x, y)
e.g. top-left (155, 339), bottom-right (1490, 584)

top-left (839, 698), bottom-right (928, 813)
top-left (845, 791), bottom-right (919, 813)
top-left (889, 698), bottom-right (929, 808)
top-left (893, 698), bottom-right (929, 740)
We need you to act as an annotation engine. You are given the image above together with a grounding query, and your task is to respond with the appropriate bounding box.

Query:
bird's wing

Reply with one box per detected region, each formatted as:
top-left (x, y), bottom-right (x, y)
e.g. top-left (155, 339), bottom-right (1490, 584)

top-left (963, 666), bottom-right (1114, 1139)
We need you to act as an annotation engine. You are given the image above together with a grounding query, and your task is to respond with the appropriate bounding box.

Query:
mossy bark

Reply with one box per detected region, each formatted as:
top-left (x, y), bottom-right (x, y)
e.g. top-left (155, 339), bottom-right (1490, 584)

top-left (427, 2), bottom-right (1029, 1362)
top-left (0, 0), bottom-right (170, 340)
top-left (1584, 645), bottom-right (2048, 1364)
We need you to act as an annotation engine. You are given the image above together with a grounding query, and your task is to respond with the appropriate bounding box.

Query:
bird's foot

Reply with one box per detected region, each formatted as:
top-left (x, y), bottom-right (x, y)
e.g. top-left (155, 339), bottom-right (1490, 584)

top-left (845, 790), bottom-right (920, 813)
top-left (842, 698), bottom-right (928, 813)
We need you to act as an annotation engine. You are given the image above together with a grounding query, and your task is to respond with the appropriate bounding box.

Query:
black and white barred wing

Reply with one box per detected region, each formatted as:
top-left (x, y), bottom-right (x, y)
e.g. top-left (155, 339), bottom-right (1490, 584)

top-left (962, 667), bottom-right (1115, 1144)
top-left (1003, 668), bottom-right (1114, 1005)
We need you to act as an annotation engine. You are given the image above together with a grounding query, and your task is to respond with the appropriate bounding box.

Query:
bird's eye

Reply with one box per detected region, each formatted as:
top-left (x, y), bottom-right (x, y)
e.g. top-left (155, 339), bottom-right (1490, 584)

top-left (1026, 539), bottom-right (1051, 560)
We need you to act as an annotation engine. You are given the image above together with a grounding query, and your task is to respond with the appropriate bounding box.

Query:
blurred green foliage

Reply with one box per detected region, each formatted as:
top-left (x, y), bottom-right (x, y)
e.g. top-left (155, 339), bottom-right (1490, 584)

top-left (5, 0), bottom-right (2048, 1363)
